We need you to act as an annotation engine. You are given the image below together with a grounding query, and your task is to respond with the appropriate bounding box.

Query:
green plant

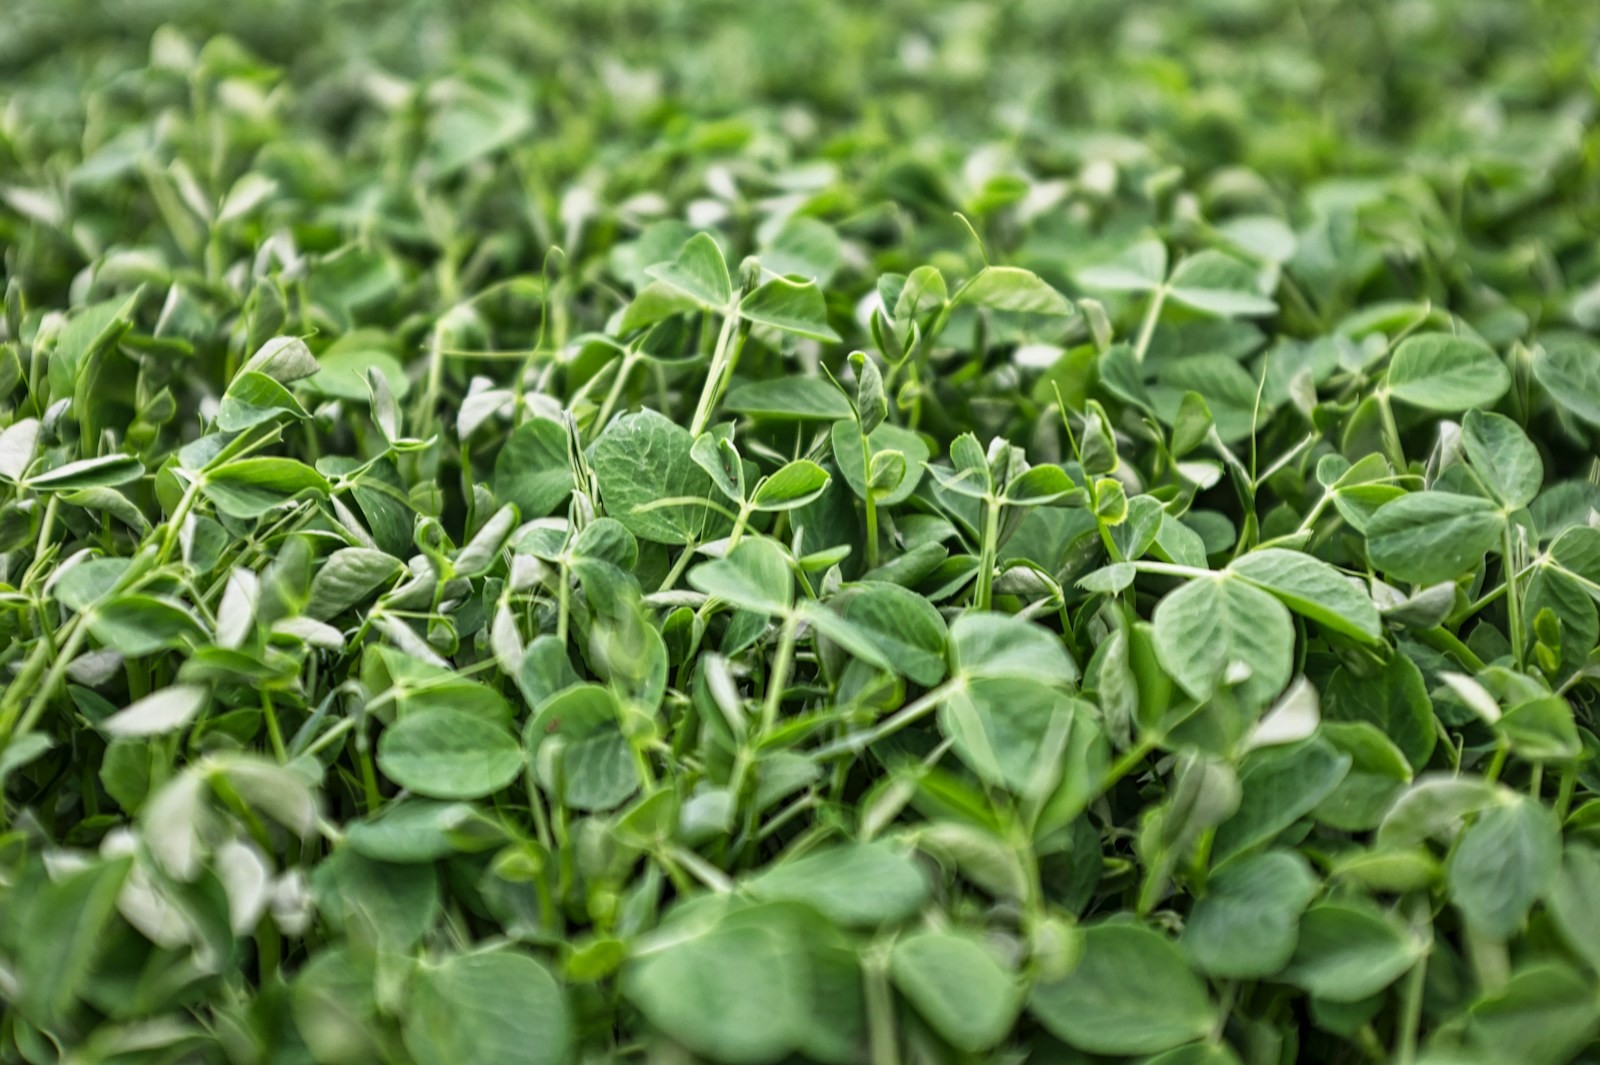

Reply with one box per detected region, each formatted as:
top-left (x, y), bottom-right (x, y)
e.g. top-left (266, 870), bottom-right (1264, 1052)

top-left (3, 1), bottom-right (1600, 1063)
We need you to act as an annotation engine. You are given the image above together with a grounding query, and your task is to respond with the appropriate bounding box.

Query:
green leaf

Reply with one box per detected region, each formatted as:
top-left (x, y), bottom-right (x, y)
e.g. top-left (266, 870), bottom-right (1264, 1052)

top-left (1365, 492), bottom-right (1503, 585)
top-left (303, 347), bottom-right (409, 402)
top-left (1166, 251), bottom-right (1277, 317)
top-left (47, 291), bottom-right (137, 401)
top-left (202, 457), bottom-right (332, 519)
top-left (16, 856), bottom-right (131, 1025)
top-left (948, 611), bottom-right (1078, 686)
top-left (1533, 336), bottom-right (1600, 427)
top-left (1387, 333), bottom-right (1509, 411)
top-left (590, 409), bottom-right (731, 545)
top-left (377, 710), bottom-right (523, 800)
top-left (623, 904), bottom-right (810, 1064)
top-left (751, 459), bottom-right (830, 511)
top-left (849, 351), bottom-right (888, 434)
top-left (1462, 409), bottom-right (1542, 510)
top-left (831, 420), bottom-right (929, 506)
top-left (89, 594), bottom-right (207, 656)
top-left (1228, 548), bottom-right (1382, 642)
top-left (308, 548), bottom-right (403, 620)
top-left (239, 335), bottom-right (319, 384)
top-left (346, 800), bottom-right (499, 864)
top-left (688, 537), bottom-right (793, 616)
top-left (691, 432), bottom-right (746, 503)
top-left (217, 370), bottom-right (310, 431)
top-left (1448, 795), bottom-right (1560, 939)
top-left (1281, 901), bottom-right (1422, 1002)
top-left (939, 678), bottom-right (1084, 793)
top-left (818, 582), bottom-right (942, 685)
top-left (891, 929), bottom-right (1022, 1052)
top-left (1323, 654), bottom-right (1436, 770)
top-left (647, 232), bottom-right (732, 309)
top-left (1152, 574), bottom-right (1294, 710)
top-left (402, 950), bottom-right (570, 1065)
top-left (493, 417), bottom-right (574, 519)
top-left (1004, 464), bottom-right (1082, 506)
top-left (747, 841), bottom-right (928, 927)
top-left (739, 276), bottom-right (841, 341)
top-left (1075, 239), bottom-right (1167, 292)
top-left (0, 417), bottom-right (40, 482)
top-left (1213, 737), bottom-right (1350, 864)
top-left (1030, 923), bottom-right (1215, 1056)
top-left (101, 683), bottom-right (209, 737)
top-left (724, 377), bottom-right (854, 420)
top-left (1180, 850), bottom-right (1319, 978)
top-left (25, 453), bottom-right (144, 491)
top-left (955, 266), bottom-right (1074, 316)
top-left (1546, 844), bottom-right (1600, 974)
top-left (1462, 962), bottom-right (1600, 1065)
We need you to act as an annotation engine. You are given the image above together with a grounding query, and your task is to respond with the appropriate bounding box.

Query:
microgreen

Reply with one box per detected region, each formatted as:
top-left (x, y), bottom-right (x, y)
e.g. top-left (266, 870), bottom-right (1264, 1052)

top-left (4, 3), bottom-right (1600, 1064)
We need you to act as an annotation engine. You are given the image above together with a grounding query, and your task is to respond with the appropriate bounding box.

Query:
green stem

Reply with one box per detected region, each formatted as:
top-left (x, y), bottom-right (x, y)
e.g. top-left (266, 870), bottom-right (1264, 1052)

top-left (556, 561), bottom-right (571, 646)
top-left (974, 496), bottom-right (1000, 611)
top-left (1, 616), bottom-right (87, 752)
top-left (727, 503), bottom-right (753, 552)
top-left (1483, 742), bottom-right (1509, 784)
top-left (761, 616), bottom-right (799, 735)
top-left (864, 950), bottom-right (899, 1065)
top-left (656, 539), bottom-right (698, 593)
top-left (813, 679), bottom-right (963, 759)
top-left (1502, 521), bottom-right (1526, 670)
top-left (1554, 763), bottom-right (1577, 820)
top-left (1415, 627), bottom-right (1486, 673)
top-left (1132, 285), bottom-right (1167, 365)
top-left (689, 313), bottom-right (740, 437)
top-left (260, 690), bottom-right (287, 763)
top-left (1375, 390), bottom-right (1407, 471)
top-left (1394, 897), bottom-right (1432, 1065)
top-left (592, 352), bottom-right (637, 440)
top-left (157, 477), bottom-right (204, 565)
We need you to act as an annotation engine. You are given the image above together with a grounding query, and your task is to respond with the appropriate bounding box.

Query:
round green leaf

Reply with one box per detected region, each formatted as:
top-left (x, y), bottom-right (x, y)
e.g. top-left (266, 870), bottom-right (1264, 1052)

top-left (377, 710), bottom-right (522, 800)
top-left (1281, 901), bottom-right (1421, 1002)
top-left (1029, 923), bottom-right (1216, 1056)
top-left (1180, 850), bottom-right (1319, 978)
top-left (493, 417), bottom-right (575, 519)
top-left (1387, 333), bottom-right (1509, 411)
top-left (1365, 492), bottom-right (1503, 586)
top-left (1152, 574), bottom-right (1294, 711)
top-left (402, 950), bottom-right (569, 1065)
top-left (746, 841), bottom-right (928, 928)
top-left (891, 929), bottom-right (1021, 1052)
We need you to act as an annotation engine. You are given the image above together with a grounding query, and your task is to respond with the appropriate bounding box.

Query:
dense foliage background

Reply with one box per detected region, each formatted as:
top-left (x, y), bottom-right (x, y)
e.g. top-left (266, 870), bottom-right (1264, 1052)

top-left (4, 0), bottom-right (1600, 1063)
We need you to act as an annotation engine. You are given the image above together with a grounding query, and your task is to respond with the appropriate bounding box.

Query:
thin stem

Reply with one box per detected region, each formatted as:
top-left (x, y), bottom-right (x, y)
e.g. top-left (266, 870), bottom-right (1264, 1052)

top-left (260, 690), bottom-right (287, 763)
top-left (1483, 741), bottom-right (1509, 784)
top-left (761, 616), bottom-right (799, 735)
top-left (863, 425), bottom-right (880, 570)
top-left (1394, 896), bottom-right (1433, 1065)
top-left (1375, 390), bottom-right (1407, 471)
top-left (1415, 627), bottom-right (1486, 673)
top-left (3, 617), bottom-right (88, 753)
top-left (974, 496), bottom-right (1001, 611)
top-left (157, 477), bottom-right (204, 565)
top-left (689, 313), bottom-right (739, 437)
top-left (592, 352), bottom-right (637, 440)
top-left (556, 561), bottom-right (571, 646)
top-left (656, 539), bottom-right (698, 593)
top-left (1502, 521), bottom-right (1526, 670)
top-left (812, 680), bottom-right (963, 759)
top-left (864, 950), bottom-right (899, 1065)
top-left (1132, 285), bottom-right (1167, 365)
top-left (1554, 763), bottom-right (1577, 820)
